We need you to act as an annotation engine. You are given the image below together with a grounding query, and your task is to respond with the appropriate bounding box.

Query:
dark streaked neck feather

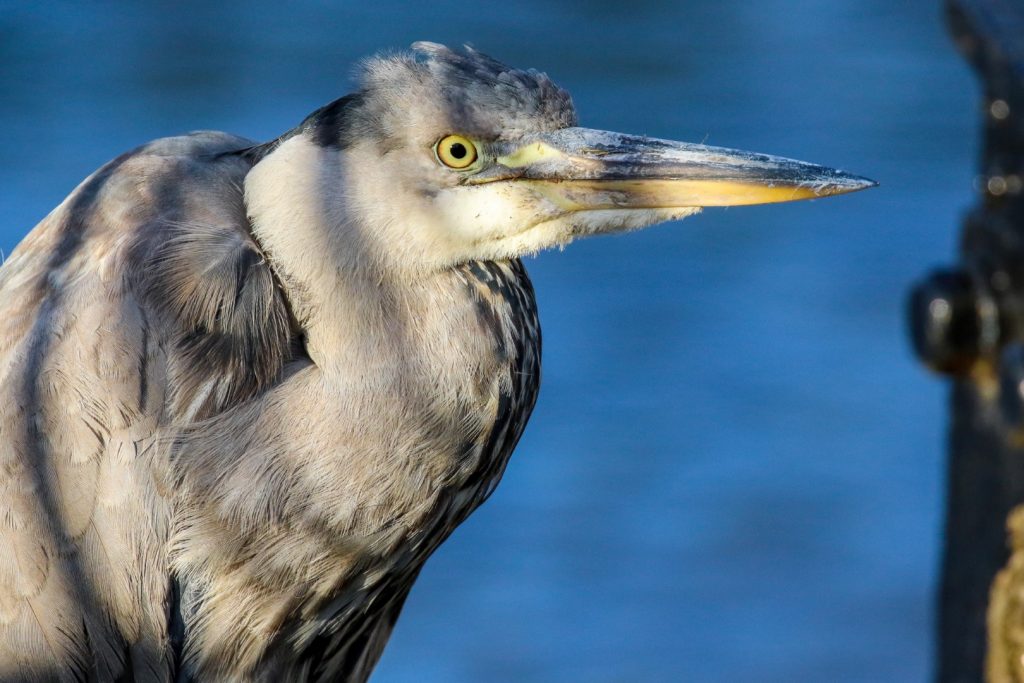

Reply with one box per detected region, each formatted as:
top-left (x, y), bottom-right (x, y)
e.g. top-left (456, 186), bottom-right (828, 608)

top-left (239, 93), bottom-right (364, 164)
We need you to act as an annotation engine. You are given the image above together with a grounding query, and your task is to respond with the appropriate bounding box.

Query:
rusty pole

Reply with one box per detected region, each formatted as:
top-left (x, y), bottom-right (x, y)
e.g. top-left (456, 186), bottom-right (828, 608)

top-left (909, 1), bottom-right (1024, 680)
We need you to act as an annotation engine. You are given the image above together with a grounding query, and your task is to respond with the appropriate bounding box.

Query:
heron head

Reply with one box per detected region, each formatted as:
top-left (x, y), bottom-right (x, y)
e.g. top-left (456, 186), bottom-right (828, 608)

top-left (245, 43), bottom-right (874, 276)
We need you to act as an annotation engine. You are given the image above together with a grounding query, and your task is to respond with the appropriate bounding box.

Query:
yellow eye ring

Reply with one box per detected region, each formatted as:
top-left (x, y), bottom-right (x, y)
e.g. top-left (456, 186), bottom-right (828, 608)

top-left (435, 134), bottom-right (478, 169)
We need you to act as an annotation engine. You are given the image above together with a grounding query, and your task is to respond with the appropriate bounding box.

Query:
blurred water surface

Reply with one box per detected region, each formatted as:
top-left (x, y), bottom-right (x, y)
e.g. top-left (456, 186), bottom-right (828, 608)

top-left (0, 1), bottom-right (973, 681)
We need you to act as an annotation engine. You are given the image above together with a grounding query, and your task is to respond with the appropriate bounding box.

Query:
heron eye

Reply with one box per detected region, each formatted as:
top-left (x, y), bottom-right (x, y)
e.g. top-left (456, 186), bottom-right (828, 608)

top-left (435, 134), bottom-right (478, 170)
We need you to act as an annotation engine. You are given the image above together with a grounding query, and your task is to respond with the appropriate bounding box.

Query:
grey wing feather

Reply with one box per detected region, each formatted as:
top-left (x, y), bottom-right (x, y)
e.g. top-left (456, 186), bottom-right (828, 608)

top-left (0, 131), bottom-right (296, 681)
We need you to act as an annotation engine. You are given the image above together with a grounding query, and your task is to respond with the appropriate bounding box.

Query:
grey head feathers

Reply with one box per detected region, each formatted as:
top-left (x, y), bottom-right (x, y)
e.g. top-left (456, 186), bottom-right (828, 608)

top-left (245, 43), bottom-right (577, 162)
top-left (358, 42), bottom-right (577, 137)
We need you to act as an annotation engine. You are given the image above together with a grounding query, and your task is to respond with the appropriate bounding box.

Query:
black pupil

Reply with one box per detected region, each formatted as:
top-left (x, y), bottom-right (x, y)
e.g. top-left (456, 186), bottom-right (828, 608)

top-left (449, 142), bottom-right (467, 159)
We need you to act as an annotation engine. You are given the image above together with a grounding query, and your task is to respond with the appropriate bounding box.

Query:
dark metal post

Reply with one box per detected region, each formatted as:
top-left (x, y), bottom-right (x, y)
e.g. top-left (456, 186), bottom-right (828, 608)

top-left (909, 1), bottom-right (1024, 680)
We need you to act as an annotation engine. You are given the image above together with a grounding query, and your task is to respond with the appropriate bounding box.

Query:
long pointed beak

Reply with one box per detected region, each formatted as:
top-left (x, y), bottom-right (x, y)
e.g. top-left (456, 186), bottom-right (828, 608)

top-left (481, 127), bottom-right (875, 209)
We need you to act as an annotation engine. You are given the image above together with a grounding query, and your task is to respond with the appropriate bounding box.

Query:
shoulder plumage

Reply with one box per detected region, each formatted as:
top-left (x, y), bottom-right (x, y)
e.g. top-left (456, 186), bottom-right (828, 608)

top-left (119, 133), bottom-right (302, 419)
top-left (0, 128), bottom-right (304, 672)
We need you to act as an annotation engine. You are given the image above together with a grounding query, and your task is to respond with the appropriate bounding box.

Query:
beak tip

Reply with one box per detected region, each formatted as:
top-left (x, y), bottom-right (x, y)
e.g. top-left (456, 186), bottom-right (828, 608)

top-left (854, 175), bottom-right (879, 190)
top-left (825, 171), bottom-right (878, 197)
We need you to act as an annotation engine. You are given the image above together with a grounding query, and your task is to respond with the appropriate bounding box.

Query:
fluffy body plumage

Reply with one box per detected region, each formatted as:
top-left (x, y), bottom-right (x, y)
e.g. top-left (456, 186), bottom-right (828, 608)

top-left (0, 46), bottom-right (545, 681)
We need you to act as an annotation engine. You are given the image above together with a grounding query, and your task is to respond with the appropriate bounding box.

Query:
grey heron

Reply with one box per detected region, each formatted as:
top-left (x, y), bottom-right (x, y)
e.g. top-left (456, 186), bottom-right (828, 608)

top-left (0, 43), bottom-right (873, 681)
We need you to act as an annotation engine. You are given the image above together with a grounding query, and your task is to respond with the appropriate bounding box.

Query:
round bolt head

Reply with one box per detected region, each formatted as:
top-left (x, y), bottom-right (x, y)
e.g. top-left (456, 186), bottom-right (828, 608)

top-left (908, 269), bottom-right (998, 375)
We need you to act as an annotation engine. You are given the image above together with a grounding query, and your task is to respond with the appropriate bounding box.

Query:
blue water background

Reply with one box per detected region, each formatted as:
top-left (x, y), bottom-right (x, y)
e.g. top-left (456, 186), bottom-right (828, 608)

top-left (0, 2), bottom-right (974, 681)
